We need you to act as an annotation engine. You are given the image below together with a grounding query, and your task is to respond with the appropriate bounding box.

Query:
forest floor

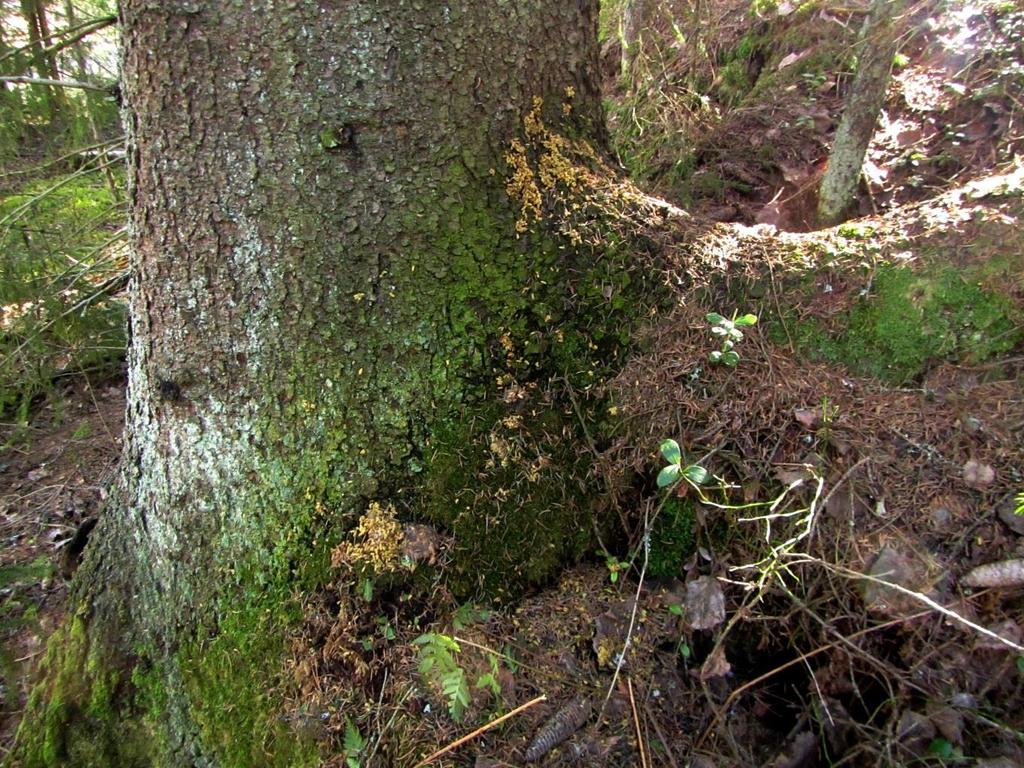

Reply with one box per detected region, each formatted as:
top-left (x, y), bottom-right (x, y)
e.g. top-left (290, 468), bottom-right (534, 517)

top-left (286, 166), bottom-right (1024, 768)
top-left (288, 2), bottom-right (1024, 765)
top-left (1, 1), bottom-right (1023, 766)
top-left (0, 377), bottom-right (122, 755)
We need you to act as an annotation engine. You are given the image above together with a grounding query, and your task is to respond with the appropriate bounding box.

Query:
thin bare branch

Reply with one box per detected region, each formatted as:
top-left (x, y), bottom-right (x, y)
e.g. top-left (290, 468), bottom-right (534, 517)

top-left (0, 75), bottom-right (113, 93)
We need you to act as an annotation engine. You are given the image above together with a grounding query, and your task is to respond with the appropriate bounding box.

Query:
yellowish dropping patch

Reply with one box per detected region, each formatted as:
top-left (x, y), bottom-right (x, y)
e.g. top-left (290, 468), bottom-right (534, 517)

top-left (331, 501), bottom-right (405, 575)
top-left (502, 414), bottom-right (523, 430)
top-left (504, 95), bottom-right (581, 234)
top-left (504, 138), bottom-right (543, 234)
top-left (488, 432), bottom-right (514, 467)
top-left (523, 95), bottom-right (546, 139)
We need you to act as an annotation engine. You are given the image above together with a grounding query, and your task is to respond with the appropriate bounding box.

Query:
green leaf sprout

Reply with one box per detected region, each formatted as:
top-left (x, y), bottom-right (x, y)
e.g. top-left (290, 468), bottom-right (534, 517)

top-left (707, 311), bottom-right (757, 367)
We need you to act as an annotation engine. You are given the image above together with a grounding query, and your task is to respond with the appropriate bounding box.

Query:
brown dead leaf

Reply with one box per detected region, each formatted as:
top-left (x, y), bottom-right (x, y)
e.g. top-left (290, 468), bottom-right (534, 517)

top-left (700, 645), bottom-right (731, 680)
top-left (686, 576), bottom-right (726, 631)
top-left (863, 545), bottom-right (940, 616)
top-left (773, 465), bottom-right (816, 486)
top-left (794, 407), bottom-right (822, 429)
top-left (973, 620), bottom-right (1022, 652)
top-left (755, 189), bottom-right (785, 228)
top-left (929, 707), bottom-right (963, 745)
top-left (779, 162), bottom-right (812, 185)
top-left (400, 523), bottom-right (445, 565)
top-left (896, 710), bottom-right (936, 755)
top-left (777, 49), bottom-right (811, 70)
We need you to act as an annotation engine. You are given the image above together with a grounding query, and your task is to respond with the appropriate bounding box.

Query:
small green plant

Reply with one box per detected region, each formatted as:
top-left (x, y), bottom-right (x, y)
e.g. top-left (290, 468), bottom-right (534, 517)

top-left (666, 605), bottom-right (691, 660)
top-left (800, 71), bottom-right (828, 90)
top-left (706, 312), bottom-right (758, 367)
top-left (342, 719), bottom-right (366, 768)
top-left (657, 439), bottom-right (709, 489)
top-left (475, 655), bottom-right (503, 701)
top-left (926, 737), bottom-right (962, 761)
top-left (794, 114), bottom-right (817, 131)
top-left (414, 632), bottom-right (472, 721)
top-left (817, 397), bottom-right (838, 442)
top-left (376, 615), bottom-right (396, 641)
top-left (1015, 492), bottom-right (1024, 516)
top-left (452, 603), bottom-right (490, 630)
top-left (359, 577), bottom-right (374, 602)
top-left (602, 553), bottom-right (624, 583)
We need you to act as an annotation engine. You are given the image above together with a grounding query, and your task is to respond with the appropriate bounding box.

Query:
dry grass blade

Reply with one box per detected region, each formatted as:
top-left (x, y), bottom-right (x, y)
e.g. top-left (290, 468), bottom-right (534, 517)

top-left (627, 677), bottom-right (649, 768)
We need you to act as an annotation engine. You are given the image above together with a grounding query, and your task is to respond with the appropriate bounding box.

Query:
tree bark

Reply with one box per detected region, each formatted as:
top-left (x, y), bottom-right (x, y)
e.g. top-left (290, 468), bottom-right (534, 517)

top-left (12, 2), bottom-right (661, 766)
top-left (817, 0), bottom-right (904, 226)
top-left (18, 0), bottom-right (67, 127)
top-left (621, 0), bottom-right (656, 77)
top-left (0, 15), bottom-right (25, 152)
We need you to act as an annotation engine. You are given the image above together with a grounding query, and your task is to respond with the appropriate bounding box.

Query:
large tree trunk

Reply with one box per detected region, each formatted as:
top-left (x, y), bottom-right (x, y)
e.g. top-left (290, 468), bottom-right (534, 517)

top-left (12, 2), bottom-right (659, 765)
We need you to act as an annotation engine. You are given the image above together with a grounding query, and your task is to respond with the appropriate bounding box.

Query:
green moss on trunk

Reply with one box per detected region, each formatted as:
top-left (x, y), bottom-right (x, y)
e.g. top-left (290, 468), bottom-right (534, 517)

top-left (14, 614), bottom-right (152, 767)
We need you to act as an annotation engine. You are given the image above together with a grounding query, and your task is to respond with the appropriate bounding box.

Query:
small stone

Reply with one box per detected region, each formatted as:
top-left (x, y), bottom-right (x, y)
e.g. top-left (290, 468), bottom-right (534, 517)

top-left (949, 692), bottom-right (977, 709)
top-left (896, 710), bottom-right (935, 755)
top-left (863, 546), bottom-right (936, 616)
top-left (961, 415), bottom-right (984, 435)
top-left (930, 504), bottom-right (952, 530)
top-left (685, 576), bottom-right (726, 631)
top-left (997, 496), bottom-right (1024, 536)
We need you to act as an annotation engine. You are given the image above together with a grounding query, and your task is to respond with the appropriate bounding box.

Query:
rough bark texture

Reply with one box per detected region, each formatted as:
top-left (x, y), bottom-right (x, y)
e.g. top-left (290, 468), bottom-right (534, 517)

top-left (817, 0), bottom-right (903, 226)
top-left (621, 0), bottom-right (656, 76)
top-left (17, 0), bottom-right (69, 126)
top-left (13, 2), bottom-right (659, 766)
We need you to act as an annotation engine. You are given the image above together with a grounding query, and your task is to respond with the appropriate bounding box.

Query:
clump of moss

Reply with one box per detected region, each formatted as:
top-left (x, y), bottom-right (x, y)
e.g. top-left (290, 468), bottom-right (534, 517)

top-left (178, 596), bottom-right (320, 768)
top-left (419, 400), bottom-right (601, 601)
top-left (781, 263), bottom-right (1022, 384)
top-left (14, 613), bottom-right (152, 768)
top-left (647, 497), bottom-right (697, 578)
